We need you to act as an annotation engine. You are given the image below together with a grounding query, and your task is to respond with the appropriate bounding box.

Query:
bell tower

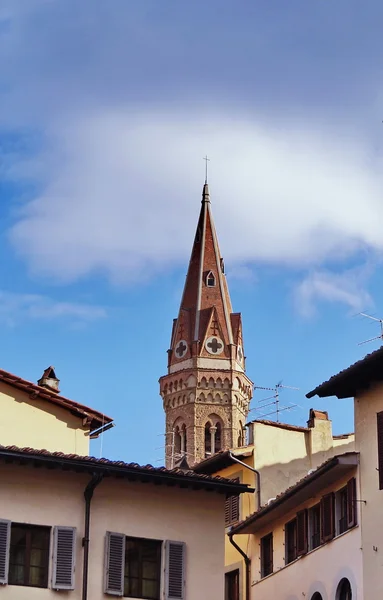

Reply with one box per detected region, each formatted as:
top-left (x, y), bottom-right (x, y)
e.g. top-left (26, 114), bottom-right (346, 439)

top-left (159, 182), bottom-right (253, 468)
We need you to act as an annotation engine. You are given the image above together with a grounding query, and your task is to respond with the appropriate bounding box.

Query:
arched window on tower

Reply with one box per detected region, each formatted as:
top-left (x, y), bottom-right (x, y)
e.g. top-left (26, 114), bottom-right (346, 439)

top-left (174, 422), bottom-right (187, 458)
top-left (215, 422), bottom-right (222, 452)
top-left (204, 417), bottom-right (223, 457)
top-left (174, 426), bottom-right (181, 456)
top-left (206, 271), bottom-right (216, 287)
top-left (205, 422), bottom-right (212, 456)
top-left (237, 421), bottom-right (245, 447)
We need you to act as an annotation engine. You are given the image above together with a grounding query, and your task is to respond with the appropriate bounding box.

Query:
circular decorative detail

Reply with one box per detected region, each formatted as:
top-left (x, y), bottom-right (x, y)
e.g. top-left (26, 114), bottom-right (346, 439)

top-left (205, 336), bottom-right (224, 355)
top-left (175, 339), bottom-right (188, 359)
top-left (237, 345), bottom-right (243, 363)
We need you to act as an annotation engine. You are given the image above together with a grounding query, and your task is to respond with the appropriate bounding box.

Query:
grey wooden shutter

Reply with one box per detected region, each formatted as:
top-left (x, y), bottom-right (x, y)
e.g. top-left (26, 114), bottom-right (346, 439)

top-left (165, 540), bottom-right (185, 600)
top-left (296, 509), bottom-right (308, 556)
top-left (377, 412), bottom-right (383, 489)
top-left (0, 520), bottom-right (11, 585)
top-left (52, 526), bottom-right (76, 590)
top-left (347, 477), bottom-right (357, 528)
top-left (104, 532), bottom-right (125, 596)
top-left (321, 493), bottom-right (335, 542)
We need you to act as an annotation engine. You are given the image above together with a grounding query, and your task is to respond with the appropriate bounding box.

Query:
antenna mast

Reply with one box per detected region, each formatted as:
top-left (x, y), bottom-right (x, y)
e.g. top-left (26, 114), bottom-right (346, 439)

top-left (250, 381), bottom-right (299, 423)
top-left (358, 313), bottom-right (383, 346)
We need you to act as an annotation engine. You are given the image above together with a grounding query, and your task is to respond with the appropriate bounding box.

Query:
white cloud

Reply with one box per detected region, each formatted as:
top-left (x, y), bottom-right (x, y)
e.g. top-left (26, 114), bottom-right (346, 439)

top-left (294, 267), bottom-right (373, 318)
top-left (5, 110), bottom-right (383, 284)
top-left (0, 290), bottom-right (106, 327)
top-left (1, 2), bottom-right (383, 287)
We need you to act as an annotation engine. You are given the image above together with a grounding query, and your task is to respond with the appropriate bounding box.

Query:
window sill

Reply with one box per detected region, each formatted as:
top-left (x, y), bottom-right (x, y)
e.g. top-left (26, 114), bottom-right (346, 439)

top-left (251, 525), bottom-right (358, 587)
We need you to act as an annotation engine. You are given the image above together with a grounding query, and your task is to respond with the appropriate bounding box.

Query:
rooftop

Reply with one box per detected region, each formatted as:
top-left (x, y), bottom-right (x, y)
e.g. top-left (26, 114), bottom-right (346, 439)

top-left (230, 452), bottom-right (359, 534)
top-left (0, 367), bottom-right (112, 431)
top-left (193, 448), bottom-right (253, 475)
top-left (0, 445), bottom-right (252, 496)
top-left (306, 346), bottom-right (383, 399)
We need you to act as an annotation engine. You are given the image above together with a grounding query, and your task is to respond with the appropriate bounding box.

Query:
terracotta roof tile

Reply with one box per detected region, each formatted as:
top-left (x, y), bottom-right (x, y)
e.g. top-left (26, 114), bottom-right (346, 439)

top-left (0, 445), bottom-right (251, 494)
top-left (0, 368), bottom-right (112, 431)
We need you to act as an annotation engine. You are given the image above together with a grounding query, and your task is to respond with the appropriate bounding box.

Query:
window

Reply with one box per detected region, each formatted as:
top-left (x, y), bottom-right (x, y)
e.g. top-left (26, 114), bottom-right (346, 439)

top-left (260, 533), bottom-right (273, 577)
top-left (174, 424), bottom-right (186, 457)
top-left (296, 509), bottom-right (308, 556)
top-left (225, 569), bottom-right (239, 600)
top-left (225, 479), bottom-right (240, 527)
top-left (309, 504), bottom-right (321, 550)
top-left (124, 537), bottom-right (162, 599)
top-left (204, 419), bottom-right (222, 457)
top-left (337, 486), bottom-right (348, 534)
top-left (105, 534), bottom-right (185, 600)
top-left (377, 411), bottom-right (383, 489)
top-left (9, 524), bottom-right (50, 588)
top-left (321, 493), bottom-right (335, 542)
top-left (336, 578), bottom-right (352, 600)
top-left (335, 478), bottom-right (357, 535)
top-left (311, 594), bottom-right (323, 600)
top-left (285, 519), bottom-right (297, 564)
top-left (206, 271), bottom-right (216, 287)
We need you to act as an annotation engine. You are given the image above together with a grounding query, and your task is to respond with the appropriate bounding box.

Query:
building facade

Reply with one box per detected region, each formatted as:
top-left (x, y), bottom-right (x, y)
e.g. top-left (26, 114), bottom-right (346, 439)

top-left (159, 183), bottom-right (253, 468)
top-left (0, 445), bottom-right (250, 600)
top-left (230, 452), bottom-right (361, 600)
top-left (194, 409), bottom-right (355, 600)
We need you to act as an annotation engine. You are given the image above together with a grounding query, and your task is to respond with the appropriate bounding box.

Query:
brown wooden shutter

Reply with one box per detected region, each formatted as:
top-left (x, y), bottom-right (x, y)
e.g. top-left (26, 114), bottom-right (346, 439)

top-left (347, 477), bottom-right (357, 528)
top-left (104, 532), bottom-right (125, 596)
top-left (165, 540), bottom-right (185, 600)
top-left (0, 520), bottom-right (11, 585)
top-left (377, 411), bottom-right (383, 490)
top-left (225, 478), bottom-right (240, 526)
top-left (321, 493), bottom-right (335, 542)
top-left (296, 509), bottom-right (308, 556)
top-left (52, 526), bottom-right (76, 590)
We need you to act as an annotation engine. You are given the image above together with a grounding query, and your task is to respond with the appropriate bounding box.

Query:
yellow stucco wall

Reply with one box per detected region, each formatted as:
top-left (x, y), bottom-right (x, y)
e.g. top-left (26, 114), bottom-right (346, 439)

top-left (0, 382), bottom-right (89, 455)
top-left (0, 461), bottom-right (227, 600)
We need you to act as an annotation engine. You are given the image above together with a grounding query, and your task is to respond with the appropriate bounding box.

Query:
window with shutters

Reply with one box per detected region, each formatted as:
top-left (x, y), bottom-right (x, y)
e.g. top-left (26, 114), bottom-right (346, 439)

top-left (8, 523), bottom-right (50, 588)
top-left (225, 478), bottom-right (240, 527)
top-left (225, 569), bottom-right (239, 600)
top-left (260, 532), bottom-right (273, 577)
top-left (124, 537), bottom-right (162, 599)
top-left (378, 411), bottom-right (383, 489)
top-left (321, 493), bottom-right (335, 542)
top-left (105, 534), bottom-right (185, 599)
top-left (308, 504), bottom-right (321, 550)
top-left (285, 519), bottom-right (297, 564)
top-left (52, 526), bottom-right (76, 590)
top-left (296, 509), bottom-right (308, 556)
top-left (335, 478), bottom-right (357, 535)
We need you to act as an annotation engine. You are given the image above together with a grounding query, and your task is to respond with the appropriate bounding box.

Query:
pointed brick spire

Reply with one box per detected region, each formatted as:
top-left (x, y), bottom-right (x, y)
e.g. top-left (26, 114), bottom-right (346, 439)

top-left (168, 182), bottom-right (244, 369)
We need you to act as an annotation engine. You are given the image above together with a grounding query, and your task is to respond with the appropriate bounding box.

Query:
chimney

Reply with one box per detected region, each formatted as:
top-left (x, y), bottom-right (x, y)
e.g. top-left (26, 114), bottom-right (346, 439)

top-left (307, 408), bottom-right (332, 454)
top-left (38, 366), bottom-right (60, 393)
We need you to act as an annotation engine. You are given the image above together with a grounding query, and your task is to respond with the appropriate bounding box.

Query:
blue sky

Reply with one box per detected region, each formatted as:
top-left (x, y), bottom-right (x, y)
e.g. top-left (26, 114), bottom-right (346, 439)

top-left (1, 0), bottom-right (383, 465)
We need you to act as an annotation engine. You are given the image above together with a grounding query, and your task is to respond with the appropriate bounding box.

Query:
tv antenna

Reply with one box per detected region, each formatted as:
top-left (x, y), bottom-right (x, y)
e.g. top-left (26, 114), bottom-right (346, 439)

top-left (358, 313), bottom-right (383, 346)
top-left (249, 381), bottom-right (299, 423)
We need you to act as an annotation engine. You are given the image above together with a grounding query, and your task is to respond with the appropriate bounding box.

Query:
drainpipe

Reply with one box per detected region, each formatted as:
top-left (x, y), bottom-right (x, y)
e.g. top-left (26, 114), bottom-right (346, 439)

top-left (228, 452), bottom-right (261, 510)
top-left (82, 472), bottom-right (103, 600)
top-left (227, 452), bottom-right (261, 600)
top-left (229, 532), bottom-right (251, 600)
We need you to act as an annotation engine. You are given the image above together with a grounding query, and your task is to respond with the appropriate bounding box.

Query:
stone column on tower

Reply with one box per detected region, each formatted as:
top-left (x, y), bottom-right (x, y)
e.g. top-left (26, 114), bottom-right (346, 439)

top-left (159, 182), bottom-right (253, 468)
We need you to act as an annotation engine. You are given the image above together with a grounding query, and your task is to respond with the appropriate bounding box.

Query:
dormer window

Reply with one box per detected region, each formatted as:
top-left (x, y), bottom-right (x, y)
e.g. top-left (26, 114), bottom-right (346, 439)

top-left (206, 271), bottom-right (216, 287)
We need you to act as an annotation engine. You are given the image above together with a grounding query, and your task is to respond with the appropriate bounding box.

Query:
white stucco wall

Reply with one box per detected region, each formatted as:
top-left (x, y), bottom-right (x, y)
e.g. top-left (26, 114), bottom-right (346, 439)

top-left (246, 469), bottom-right (362, 600)
top-left (250, 527), bottom-right (361, 600)
top-left (354, 382), bottom-right (383, 600)
top-left (0, 461), bottom-right (226, 600)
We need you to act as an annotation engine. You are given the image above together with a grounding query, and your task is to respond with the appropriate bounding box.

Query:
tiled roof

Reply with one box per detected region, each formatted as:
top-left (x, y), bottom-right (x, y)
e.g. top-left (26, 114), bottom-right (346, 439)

top-left (230, 451), bottom-right (359, 534)
top-left (0, 368), bottom-right (112, 431)
top-left (247, 419), bottom-right (309, 433)
top-left (193, 448), bottom-right (253, 475)
top-left (306, 346), bottom-right (383, 399)
top-left (0, 445), bottom-right (251, 495)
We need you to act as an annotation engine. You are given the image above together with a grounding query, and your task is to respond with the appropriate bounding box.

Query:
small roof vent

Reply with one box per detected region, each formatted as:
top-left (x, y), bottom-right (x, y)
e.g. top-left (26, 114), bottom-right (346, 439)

top-left (38, 366), bottom-right (60, 393)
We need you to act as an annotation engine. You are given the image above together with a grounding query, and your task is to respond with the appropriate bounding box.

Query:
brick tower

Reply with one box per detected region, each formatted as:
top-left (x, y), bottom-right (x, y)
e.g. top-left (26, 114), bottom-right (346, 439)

top-left (159, 182), bottom-right (253, 468)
